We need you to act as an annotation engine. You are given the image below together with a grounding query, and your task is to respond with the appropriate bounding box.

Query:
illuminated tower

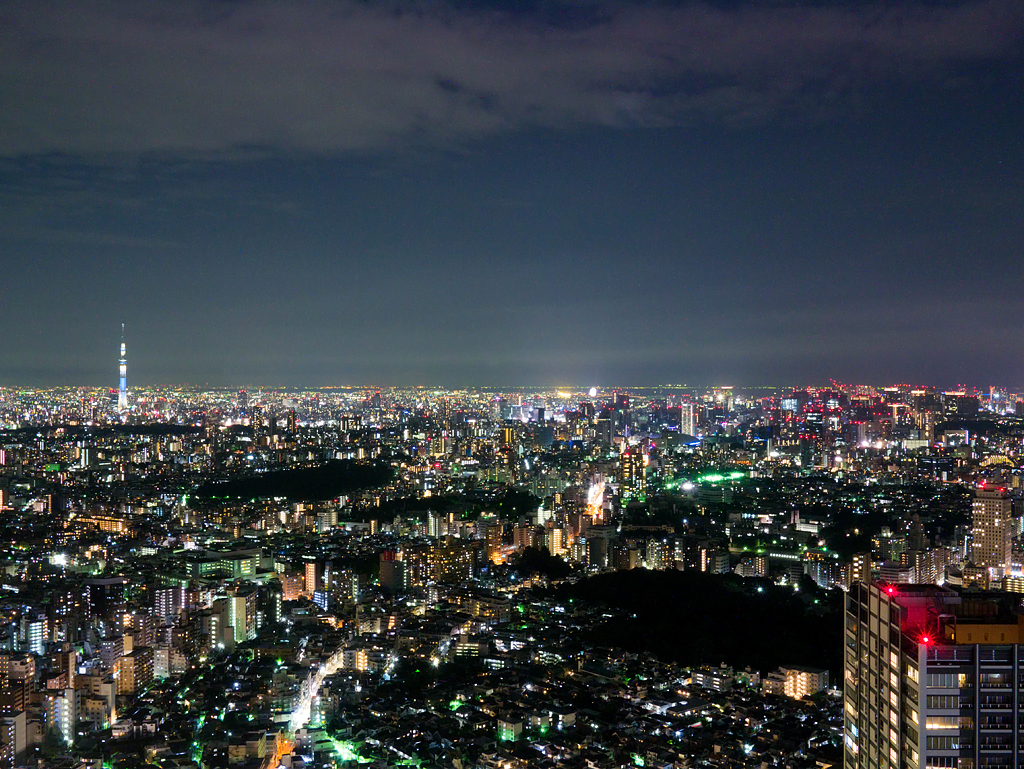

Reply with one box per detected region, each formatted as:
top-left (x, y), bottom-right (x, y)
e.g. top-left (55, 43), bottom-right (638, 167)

top-left (117, 324), bottom-right (128, 412)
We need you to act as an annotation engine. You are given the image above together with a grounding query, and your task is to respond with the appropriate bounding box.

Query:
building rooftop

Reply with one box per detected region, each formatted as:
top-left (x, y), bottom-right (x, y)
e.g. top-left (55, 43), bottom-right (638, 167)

top-left (877, 581), bottom-right (1024, 645)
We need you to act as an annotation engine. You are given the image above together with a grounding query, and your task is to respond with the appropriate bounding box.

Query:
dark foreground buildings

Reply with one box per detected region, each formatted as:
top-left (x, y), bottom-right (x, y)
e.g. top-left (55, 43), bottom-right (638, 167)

top-left (845, 582), bottom-right (1024, 769)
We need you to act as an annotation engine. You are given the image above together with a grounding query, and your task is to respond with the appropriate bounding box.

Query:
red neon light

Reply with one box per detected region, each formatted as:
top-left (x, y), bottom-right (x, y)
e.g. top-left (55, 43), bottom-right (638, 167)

top-left (921, 636), bottom-right (931, 644)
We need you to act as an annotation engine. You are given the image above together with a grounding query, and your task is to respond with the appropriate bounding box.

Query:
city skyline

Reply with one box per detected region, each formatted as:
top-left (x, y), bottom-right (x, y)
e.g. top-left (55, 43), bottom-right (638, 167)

top-left (3, 1), bottom-right (1023, 386)
top-left (1, 335), bottom-right (1023, 766)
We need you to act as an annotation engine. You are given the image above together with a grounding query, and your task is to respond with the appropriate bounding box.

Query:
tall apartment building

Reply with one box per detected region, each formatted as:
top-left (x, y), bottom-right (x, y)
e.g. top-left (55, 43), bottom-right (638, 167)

top-left (971, 484), bottom-right (1012, 584)
top-left (0, 711), bottom-right (26, 767)
top-left (850, 552), bottom-right (873, 586)
top-left (304, 561), bottom-right (322, 595)
top-left (43, 688), bottom-right (77, 748)
top-left (845, 582), bottom-right (1024, 769)
top-left (115, 647), bottom-right (153, 695)
top-left (680, 402), bottom-right (696, 437)
top-left (154, 585), bottom-right (187, 625)
top-left (401, 539), bottom-right (474, 586)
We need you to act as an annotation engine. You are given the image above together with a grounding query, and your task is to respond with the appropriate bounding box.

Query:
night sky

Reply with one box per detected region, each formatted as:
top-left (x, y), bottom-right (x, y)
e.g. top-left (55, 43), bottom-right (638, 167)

top-left (2, 0), bottom-right (1022, 389)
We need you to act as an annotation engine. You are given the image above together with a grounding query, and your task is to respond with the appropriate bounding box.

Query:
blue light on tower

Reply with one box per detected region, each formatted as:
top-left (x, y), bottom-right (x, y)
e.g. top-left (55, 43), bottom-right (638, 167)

top-left (118, 324), bottom-right (128, 411)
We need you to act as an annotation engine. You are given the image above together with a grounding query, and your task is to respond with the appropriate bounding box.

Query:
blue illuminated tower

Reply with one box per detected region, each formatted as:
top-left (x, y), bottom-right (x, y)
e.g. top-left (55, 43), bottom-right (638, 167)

top-left (117, 324), bottom-right (128, 411)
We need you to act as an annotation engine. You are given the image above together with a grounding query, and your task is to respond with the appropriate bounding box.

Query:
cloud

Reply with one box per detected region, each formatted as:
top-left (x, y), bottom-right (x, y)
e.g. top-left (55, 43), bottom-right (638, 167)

top-left (0, 0), bottom-right (1020, 157)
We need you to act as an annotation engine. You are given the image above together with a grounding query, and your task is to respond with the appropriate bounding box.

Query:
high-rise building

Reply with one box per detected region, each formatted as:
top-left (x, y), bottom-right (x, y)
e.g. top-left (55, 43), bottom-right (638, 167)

top-left (44, 689), bottom-right (77, 748)
top-left (227, 589), bottom-right (259, 642)
top-left (804, 548), bottom-right (843, 589)
top-left (115, 647), bottom-right (154, 695)
top-left (251, 405), bottom-right (265, 446)
top-left (680, 402), bottom-right (696, 437)
top-left (873, 526), bottom-right (907, 563)
top-left (0, 711), bottom-right (27, 766)
top-left (304, 561), bottom-right (322, 595)
top-left (379, 551), bottom-right (407, 594)
top-left (154, 586), bottom-right (187, 625)
top-left (86, 577), bottom-right (126, 621)
top-left (619, 446), bottom-right (646, 498)
top-left (844, 582), bottom-right (1024, 769)
top-left (850, 552), bottom-right (872, 585)
top-left (117, 324), bottom-right (128, 412)
top-left (972, 484), bottom-right (1012, 582)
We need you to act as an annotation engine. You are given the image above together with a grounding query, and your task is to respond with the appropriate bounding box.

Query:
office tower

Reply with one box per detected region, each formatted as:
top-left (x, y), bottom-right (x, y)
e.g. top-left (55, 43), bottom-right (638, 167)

top-left (844, 581), bottom-right (1024, 769)
top-left (972, 484), bottom-right (1012, 581)
top-left (480, 519), bottom-right (503, 562)
top-left (117, 324), bottom-right (128, 411)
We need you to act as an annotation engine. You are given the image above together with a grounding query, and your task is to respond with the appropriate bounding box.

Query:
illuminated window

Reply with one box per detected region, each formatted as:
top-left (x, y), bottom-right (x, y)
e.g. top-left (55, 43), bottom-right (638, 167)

top-left (925, 716), bottom-right (958, 730)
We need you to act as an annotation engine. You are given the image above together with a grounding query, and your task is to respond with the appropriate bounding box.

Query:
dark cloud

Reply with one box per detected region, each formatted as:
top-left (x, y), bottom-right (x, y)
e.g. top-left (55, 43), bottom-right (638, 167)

top-left (1, 0), bottom-right (1020, 156)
